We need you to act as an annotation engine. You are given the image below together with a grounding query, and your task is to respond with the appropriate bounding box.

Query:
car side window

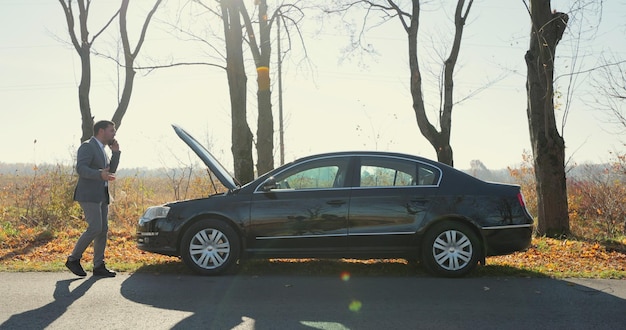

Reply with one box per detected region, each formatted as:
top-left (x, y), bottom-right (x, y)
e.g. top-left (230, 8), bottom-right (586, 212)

top-left (360, 165), bottom-right (413, 187)
top-left (359, 157), bottom-right (440, 187)
top-left (274, 157), bottom-right (349, 190)
top-left (418, 164), bottom-right (439, 185)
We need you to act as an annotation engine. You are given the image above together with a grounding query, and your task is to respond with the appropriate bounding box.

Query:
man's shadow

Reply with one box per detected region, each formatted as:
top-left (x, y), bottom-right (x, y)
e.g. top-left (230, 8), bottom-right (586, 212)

top-left (1, 277), bottom-right (100, 329)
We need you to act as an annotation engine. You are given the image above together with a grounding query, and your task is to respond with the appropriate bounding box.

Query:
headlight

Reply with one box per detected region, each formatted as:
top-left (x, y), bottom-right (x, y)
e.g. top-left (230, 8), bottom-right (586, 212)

top-left (139, 206), bottom-right (170, 225)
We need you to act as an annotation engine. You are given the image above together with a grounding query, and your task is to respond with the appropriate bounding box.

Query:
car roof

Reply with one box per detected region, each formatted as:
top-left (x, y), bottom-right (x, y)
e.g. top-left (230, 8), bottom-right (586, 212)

top-left (287, 151), bottom-right (447, 167)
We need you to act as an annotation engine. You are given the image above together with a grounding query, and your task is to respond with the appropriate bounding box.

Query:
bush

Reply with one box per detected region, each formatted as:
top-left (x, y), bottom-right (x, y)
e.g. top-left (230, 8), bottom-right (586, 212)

top-left (0, 164), bottom-right (82, 230)
top-left (507, 150), bottom-right (626, 241)
top-left (507, 151), bottom-right (538, 220)
top-left (568, 161), bottom-right (626, 240)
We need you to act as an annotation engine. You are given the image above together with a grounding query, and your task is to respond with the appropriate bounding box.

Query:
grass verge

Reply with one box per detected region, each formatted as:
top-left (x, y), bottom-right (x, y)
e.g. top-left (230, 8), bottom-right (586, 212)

top-left (1, 225), bottom-right (625, 278)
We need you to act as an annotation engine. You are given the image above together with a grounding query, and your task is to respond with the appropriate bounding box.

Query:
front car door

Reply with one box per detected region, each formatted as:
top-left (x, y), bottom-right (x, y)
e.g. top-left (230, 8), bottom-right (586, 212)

top-left (247, 156), bottom-right (352, 256)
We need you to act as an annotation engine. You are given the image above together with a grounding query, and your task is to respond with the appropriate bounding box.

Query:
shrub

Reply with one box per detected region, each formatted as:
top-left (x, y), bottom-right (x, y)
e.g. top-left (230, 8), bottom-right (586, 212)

top-left (507, 151), bottom-right (538, 219)
top-left (0, 164), bottom-right (81, 230)
top-left (568, 160), bottom-right (626, 240)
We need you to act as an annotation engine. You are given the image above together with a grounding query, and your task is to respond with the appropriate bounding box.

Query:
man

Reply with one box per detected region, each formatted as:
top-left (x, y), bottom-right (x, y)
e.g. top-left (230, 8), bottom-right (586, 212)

top-left (65, 120), bottom-right (120, 277)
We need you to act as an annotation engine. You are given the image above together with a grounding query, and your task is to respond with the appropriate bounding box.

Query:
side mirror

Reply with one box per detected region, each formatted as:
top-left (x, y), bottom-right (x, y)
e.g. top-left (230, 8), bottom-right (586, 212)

top-left (261, 177), bottom-right (278, 192)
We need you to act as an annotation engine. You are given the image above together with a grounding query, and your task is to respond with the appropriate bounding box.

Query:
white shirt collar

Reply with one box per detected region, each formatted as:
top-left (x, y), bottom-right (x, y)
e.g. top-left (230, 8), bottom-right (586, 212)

top-left (94, 137), bottom-right (105, 150)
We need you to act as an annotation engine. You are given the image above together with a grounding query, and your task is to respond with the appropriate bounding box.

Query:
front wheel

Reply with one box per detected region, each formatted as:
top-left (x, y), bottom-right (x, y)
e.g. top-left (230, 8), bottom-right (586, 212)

top-left (181, 219), bottom-right (240, 275)
top-left (420, 221), bottom-right (481, 277)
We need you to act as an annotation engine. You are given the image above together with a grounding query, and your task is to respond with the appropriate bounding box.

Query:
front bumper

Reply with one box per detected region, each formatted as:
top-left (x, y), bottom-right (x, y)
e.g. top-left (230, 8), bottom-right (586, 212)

top-left (136, 218), bottom-right (179, 256)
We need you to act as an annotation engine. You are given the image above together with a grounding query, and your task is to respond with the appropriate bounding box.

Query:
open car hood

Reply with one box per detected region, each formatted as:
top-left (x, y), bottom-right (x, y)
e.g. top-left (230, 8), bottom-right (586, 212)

top-left (172, 124), bottom-right (239, 191)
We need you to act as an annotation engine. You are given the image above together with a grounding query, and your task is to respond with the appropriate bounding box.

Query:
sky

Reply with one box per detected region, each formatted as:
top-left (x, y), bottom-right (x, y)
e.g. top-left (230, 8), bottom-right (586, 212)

top-left (1, 0), bottom-right (625, 175)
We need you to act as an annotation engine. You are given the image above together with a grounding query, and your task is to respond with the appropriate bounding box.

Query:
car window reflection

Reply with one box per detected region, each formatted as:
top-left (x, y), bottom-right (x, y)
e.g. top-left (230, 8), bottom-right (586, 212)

top-left (358, 157), bottom-right (441, 187)
top-left (272, 157), bottom-right (350, 190)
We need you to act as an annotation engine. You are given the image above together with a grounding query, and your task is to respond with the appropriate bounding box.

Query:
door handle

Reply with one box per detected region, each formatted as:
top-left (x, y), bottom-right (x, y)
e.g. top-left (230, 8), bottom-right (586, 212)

top-left (327, 200), bottom-right (347, 206)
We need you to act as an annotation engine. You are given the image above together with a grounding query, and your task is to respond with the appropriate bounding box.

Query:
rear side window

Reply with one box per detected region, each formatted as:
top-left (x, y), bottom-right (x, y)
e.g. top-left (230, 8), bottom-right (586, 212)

top-left (359, 157), bottom-right (440, 187)
top-left (418, 165), bottom-right (439, 185)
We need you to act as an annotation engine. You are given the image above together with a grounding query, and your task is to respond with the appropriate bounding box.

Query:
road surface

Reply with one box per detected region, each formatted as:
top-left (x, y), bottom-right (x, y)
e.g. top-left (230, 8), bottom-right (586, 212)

top-left (1, 272), bottom-right (625, 329)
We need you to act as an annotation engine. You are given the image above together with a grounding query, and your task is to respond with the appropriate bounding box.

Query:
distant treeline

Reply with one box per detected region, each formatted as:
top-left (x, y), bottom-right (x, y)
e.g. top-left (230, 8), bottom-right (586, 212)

top-left (0, 161), bottom-right (615, 182)
top-left (0, 163), bottom-right (169, 178)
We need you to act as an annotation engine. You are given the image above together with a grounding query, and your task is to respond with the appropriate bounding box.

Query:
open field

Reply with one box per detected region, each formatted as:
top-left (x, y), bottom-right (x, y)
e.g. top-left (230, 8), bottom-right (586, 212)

top-left (1, 161), bottom-right (625, 278)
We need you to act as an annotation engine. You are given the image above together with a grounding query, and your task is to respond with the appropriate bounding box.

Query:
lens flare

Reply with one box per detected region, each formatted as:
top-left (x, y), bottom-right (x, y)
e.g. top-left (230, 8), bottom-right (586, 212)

top-left (348, 300), bottom-right (362, 312)
top-left (340, 271), bottom-right (351, 281)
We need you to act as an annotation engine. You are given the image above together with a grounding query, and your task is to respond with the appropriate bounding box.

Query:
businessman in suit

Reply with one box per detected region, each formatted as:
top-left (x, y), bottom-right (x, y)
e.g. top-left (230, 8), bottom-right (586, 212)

top-left (65, 120), bottom-right (120, 277)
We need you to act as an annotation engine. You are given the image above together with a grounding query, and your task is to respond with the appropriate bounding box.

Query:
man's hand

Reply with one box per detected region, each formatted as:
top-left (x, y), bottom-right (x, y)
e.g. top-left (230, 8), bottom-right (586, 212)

top-left (100, 167), bottom-right (116, 181)
top-left (108, 139), bottom-right (120, 152)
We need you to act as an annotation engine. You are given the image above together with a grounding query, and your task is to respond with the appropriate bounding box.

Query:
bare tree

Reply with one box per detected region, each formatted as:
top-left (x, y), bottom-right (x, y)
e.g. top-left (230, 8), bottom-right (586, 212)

top-left (240, 0), bottom-right (274, 175)
top-left (325, 0), bottom-right (474, 167)
top-left (169, 0), bottom-right (307, 181)
top-left (591, 56), bottom-right (626, 131)
top-left (112, 0), bottom-right (163, 130)
top-left (59, 0), bottom-right (118, 142)
top-left (59, 0), bottom-right (162, 141)
top-left (408, 0), bottom-right (473, 167)
top-left (524, 0), bottom-right (569, 237)
top-left (240, 1), bottom-right (306, 174)
top-left (157, 0), bottom-right (255, 183)
top-left (221, 0), bottom-right (255, 183)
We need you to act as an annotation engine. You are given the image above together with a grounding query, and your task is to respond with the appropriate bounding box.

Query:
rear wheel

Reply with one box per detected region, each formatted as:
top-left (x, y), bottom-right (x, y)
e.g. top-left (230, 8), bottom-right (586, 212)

top-left (181, 219), bottom-right (240, 275)
top-left (420, 221), bottom-right (481, 277)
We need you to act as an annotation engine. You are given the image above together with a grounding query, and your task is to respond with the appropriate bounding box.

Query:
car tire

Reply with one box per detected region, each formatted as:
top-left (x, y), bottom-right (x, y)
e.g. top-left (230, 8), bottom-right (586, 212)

top-left (420, 221), bottom-right (481, 278)
top-left (181, 219), bottom-right (240, 276)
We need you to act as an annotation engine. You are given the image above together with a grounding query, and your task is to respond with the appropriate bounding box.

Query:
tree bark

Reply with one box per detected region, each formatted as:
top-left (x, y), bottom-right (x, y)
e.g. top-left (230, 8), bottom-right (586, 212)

top-left (405, 0), bottom-right (472, 167)
top-left (255, 0), bottom-right (275, 176)
top-left (240, 0), bottom-right (275, 175)
top-left (59, 0), bottom-right (95, 142)
top-left (112, 0), bottom-right (162, 130)
top-left (60, 0), bottom-right (160, 141)
top-left (525, 0), bottom-right (570, 237)
top-left (222, 0), bottom-right (254, 184)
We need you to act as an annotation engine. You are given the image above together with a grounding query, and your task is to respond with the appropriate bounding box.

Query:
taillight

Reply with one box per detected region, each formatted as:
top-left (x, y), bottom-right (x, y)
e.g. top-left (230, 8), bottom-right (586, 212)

top-left (517, 192), bottom-right (526, 207)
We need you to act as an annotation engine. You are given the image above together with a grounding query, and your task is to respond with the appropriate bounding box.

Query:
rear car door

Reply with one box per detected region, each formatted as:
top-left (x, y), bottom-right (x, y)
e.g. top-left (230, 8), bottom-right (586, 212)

top-left (347, 155), bottom-right (441, 253)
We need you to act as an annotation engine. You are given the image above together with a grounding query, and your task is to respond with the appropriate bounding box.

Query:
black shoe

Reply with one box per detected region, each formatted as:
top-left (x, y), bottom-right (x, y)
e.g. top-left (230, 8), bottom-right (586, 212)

top-left (65, 257), bottom-right (86, 277)
top-left (93, 264), bottom-right (116, 277)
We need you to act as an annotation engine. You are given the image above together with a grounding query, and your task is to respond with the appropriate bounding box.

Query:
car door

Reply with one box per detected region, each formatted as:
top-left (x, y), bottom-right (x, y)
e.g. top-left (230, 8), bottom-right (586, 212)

top-left (347, 155), bottom-right (441, 253)
top-left (247, 156), bottom-right (352, 256)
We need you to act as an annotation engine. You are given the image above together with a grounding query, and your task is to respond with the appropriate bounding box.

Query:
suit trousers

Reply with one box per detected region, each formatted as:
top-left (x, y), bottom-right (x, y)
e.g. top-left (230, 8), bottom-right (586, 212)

top-left (70, 201), bottom-right (109, 268)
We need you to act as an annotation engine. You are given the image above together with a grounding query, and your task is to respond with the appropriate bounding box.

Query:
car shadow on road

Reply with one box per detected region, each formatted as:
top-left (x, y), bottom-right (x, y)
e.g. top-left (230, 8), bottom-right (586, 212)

top-left (0, 276), bottom-right (101, 329)
top-left (120, 261), bottom-right (626, 329)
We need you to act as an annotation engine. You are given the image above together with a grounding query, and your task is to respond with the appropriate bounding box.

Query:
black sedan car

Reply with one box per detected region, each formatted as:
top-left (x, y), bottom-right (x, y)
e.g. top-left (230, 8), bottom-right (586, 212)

top-left (137, 125), bottom-right (534, 277)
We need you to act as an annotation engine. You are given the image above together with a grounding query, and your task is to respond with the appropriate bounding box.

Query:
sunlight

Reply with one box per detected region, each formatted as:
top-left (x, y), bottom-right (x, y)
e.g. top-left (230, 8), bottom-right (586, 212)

top-left (232, 316), bottom-right (255, 330)
top-left (300, 321), bottom-right (350, 330)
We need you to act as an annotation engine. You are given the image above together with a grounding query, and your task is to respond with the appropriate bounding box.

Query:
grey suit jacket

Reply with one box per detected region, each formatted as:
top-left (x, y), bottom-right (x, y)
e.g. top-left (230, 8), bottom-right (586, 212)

top-left (73, 137), bottom-right (121, 204)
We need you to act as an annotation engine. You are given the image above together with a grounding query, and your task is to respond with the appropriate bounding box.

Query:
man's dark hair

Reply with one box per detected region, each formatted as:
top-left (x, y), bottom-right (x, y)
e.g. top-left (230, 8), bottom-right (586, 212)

top-left (94, 120), bottom-right (115, 134)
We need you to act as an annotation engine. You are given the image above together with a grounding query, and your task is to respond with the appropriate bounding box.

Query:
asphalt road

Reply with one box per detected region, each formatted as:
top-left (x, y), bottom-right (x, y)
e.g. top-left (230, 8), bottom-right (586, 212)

top-left (1, 272), bottom-right (625, 330)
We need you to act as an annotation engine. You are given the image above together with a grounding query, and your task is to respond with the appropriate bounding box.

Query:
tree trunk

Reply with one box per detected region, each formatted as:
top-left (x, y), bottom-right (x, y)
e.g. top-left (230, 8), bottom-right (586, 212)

top-left (59, 0), bottom-right (95, 142)
top-left (78, 45), bottom-right (94, 142)
top-left (112, 0), bottom-right (162, 130)
top-left (256, 73), bottom-right (274, 175)
top-left (60, 0), bottom-right (160, 141)
top-left (525, 0), bottom-right (570, 237)
top-left (407, 0), bottom-right (472, 167)
top-left (254, 0), bottom-right (274, 175)
top-left (240, 0), bottom-right (274, 175)
top-left (222, 0), bottom-right (254, 184)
